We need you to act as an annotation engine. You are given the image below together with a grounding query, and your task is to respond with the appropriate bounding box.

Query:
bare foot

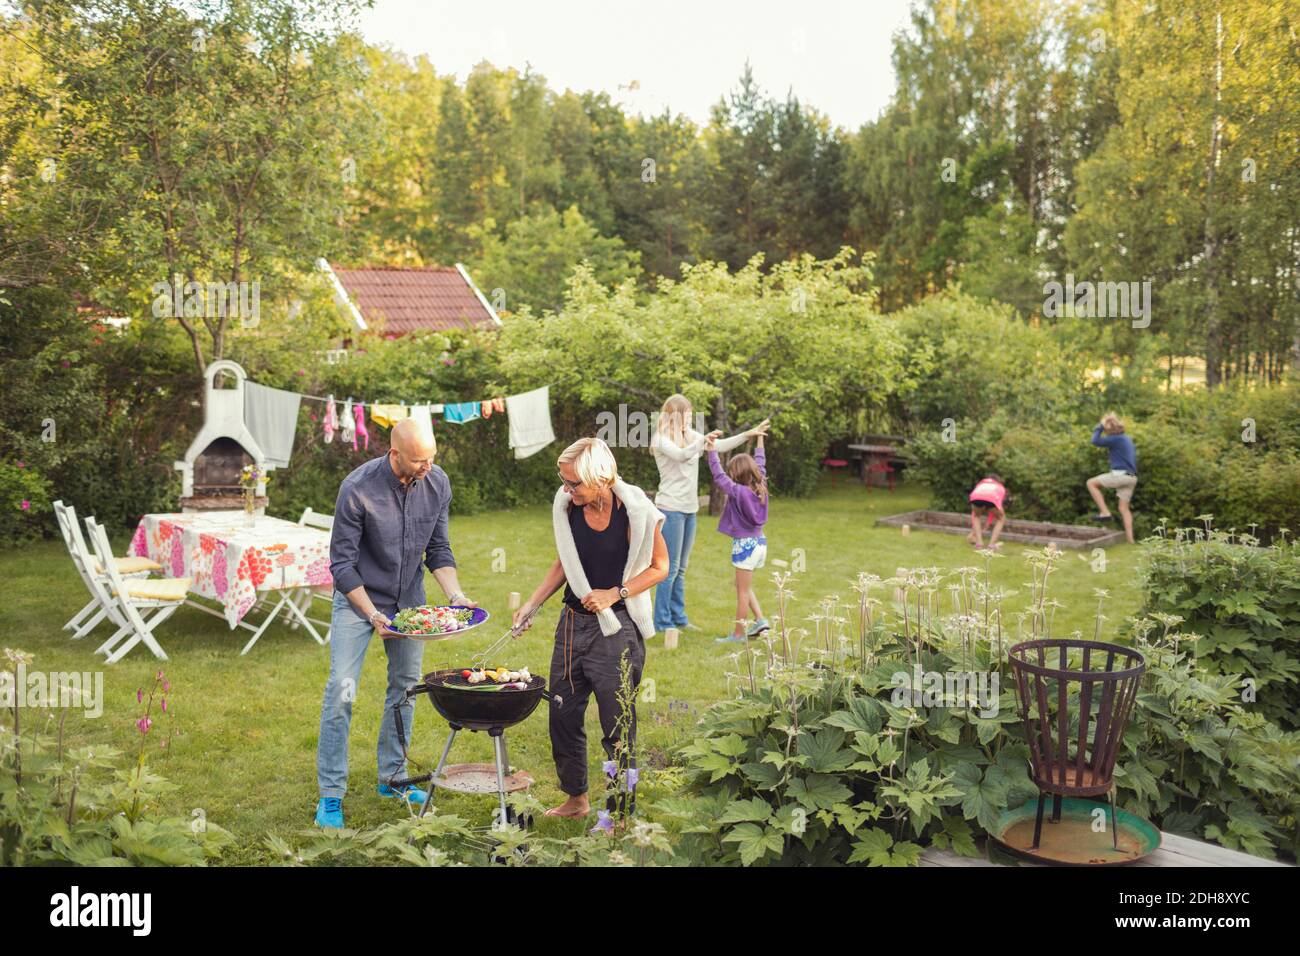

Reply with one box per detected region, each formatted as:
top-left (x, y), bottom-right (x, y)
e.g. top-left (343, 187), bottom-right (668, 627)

top-left (544, 794), bottom-right (590, 818)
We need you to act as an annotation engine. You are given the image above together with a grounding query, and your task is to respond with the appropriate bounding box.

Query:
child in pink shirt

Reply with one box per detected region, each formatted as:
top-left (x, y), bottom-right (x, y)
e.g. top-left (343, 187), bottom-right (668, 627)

top-left (967, 475), bottom-right (1007, 550)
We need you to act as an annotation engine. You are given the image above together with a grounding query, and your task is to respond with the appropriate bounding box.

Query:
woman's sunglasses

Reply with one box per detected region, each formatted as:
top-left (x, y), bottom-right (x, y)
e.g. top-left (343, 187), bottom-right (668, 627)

top-left (557, 472), bottom-right (582, 491)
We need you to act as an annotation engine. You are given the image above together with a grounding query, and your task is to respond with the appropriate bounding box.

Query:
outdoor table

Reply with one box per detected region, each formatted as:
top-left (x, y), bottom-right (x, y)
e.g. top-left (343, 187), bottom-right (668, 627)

top-left (847, 443), bottom-right (896, 486)
top-left (128, 510), bottom-right (333, 652)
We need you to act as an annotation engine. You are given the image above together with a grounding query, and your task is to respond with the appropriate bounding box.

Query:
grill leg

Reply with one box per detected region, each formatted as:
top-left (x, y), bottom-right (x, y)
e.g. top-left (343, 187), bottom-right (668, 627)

top-left (491, 730), bottom-right (509, 830)
top-left (419, 726), bottom-right (458, 819)
top-left (1107, 789), bottom-right (1119, 851)
top-left (1051, 794), bottom-right (1062, 824)
top-left (1032, 793), bottom-right (1046, 850)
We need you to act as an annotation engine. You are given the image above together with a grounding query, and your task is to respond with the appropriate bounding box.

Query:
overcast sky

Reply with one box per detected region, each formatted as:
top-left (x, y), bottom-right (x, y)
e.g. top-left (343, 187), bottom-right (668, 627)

top-left (357, 0), bottom-right (916, 132)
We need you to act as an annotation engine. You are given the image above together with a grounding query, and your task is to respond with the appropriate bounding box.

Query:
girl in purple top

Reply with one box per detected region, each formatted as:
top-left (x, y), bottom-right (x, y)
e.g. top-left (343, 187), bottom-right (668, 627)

top-left (706, 423), bottom-right (771, 643)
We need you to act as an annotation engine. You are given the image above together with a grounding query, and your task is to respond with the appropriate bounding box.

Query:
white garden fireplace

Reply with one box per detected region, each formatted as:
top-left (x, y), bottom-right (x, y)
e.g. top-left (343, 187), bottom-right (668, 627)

top-left (175, 360), bottom-right (270, 513)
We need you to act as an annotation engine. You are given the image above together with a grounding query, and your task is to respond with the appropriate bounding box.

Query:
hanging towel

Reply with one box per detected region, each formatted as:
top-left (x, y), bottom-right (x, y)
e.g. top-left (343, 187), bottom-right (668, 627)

top-left (443, 401), bottom-right (481, 425)
top-left (340, 399), bottom-right (356, 446)
top-left (244, 381), bottom-right (302, 468)
top-left (431, 404), bottom-right (444, 414)
top-left (481, 400), bottom-right (493, 418)
top-left (492, 397), bottom-right (505, 414)
top-left (370, 403), bottom-right (410, 428)
top-left (552, 480), bottom-right (664, 639)
top-left (353, 402), bottom-right (370, 452)
top-left (409, 403), bottom-right (433, 433)
top-left (324, 395), bottom-right (338, 444)
top-left (506, 385), bottom-right (555, 459)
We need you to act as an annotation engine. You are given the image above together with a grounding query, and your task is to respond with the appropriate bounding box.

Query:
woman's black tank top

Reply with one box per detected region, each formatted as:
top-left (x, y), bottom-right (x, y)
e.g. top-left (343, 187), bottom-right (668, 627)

top-left (562, 496), bottom-right (630, 614)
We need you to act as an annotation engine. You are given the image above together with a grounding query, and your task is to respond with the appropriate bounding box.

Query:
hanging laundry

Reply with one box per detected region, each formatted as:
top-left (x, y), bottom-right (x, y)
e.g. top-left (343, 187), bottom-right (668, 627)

top-left (409, 404), bottom-right (433, 433)
top-left (443, 401), bottom-right (481, 425)
top-left (324, 395), bottom-right (338, 444)
top-left (370, 403), bottom-right (410, 428)
top-left (244, 381), bottom-right (302, 468)
top-left (431, 404), bottom-right (444, 414)
top-left (481, 400), bottom-right (493, 418)
top-left (353, 402), bottom-right (370, 452)
top-left (492, 397), bottom-right (505, 414)
top-left (340, 399), bottom-right (356, 447)
top-left (506, 385), bottom-right (555, 459)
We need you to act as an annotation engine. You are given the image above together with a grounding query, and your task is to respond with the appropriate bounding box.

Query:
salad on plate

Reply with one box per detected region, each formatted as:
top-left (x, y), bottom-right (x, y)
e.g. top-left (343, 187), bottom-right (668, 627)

top-left (387, 604), bottom-right (477, 637)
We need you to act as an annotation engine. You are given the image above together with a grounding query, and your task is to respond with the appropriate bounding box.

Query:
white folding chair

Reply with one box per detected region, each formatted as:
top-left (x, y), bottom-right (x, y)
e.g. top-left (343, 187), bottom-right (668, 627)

top-left (86, 517), bottom-right (190, 664)
top-left (293, 507), bottom-right (335, 625)
top-left (53, 501), bottom-right (160, 639)
top-left (299, 507), bottom-right (334, 533)
top-left (239, 506), bottom-right (333, 654)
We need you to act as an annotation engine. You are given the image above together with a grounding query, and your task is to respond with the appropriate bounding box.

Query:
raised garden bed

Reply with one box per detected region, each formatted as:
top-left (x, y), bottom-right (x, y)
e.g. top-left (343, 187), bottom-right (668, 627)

top-left (875, 510), bottom-right (1125, 549)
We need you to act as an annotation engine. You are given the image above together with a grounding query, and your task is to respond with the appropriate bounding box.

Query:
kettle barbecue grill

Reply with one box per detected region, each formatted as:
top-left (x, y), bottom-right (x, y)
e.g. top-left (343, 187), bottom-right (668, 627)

top-left (387, 609), bottom-right (560, 827)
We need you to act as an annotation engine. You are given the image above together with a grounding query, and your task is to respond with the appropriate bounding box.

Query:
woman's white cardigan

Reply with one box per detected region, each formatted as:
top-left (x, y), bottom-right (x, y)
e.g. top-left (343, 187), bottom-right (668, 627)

top-left (552, 480), bottom-right (665, 638)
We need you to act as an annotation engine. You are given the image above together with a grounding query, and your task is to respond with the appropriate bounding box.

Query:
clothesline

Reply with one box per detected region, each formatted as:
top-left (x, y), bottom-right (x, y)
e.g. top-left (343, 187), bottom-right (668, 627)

top-left (286, 383), bottom-right (556, 409)
top-left (240, 376), bottom-right (559, 463)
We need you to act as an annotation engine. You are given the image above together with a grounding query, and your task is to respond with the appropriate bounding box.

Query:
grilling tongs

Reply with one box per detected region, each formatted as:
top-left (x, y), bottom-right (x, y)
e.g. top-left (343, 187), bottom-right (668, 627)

top-left (468, 602), bottom-right (545, 671)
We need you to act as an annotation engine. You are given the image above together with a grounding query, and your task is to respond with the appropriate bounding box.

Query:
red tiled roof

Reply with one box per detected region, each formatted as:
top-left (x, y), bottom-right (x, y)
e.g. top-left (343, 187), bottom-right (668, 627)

top-left (330, 265), bottom-right (498, 334)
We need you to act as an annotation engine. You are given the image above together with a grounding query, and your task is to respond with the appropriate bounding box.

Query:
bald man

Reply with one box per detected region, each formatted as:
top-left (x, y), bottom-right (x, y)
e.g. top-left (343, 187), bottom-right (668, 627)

top-left (315, 418), bottom-right (476, 828)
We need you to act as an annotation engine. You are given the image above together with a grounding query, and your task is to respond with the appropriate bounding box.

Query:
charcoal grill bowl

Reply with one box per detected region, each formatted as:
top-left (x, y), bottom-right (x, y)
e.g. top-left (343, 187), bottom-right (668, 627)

top-left (990, 797), bottom-right (1161, 866)
top-left (419, 668), bottom-right (551, 732)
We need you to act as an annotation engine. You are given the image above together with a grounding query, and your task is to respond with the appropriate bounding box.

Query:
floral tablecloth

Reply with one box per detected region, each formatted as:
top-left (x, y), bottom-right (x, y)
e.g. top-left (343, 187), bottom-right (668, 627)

top-left (128, 511), bottom-right (333, 629)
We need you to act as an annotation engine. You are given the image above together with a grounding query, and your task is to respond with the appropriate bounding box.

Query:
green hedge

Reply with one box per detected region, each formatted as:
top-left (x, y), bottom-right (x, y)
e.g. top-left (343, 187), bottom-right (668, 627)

top-left (911, 398), bottom-right (1300, 539)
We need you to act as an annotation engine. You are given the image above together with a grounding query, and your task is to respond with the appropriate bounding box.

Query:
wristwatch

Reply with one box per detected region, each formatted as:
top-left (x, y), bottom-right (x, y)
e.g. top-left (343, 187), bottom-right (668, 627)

top-left (449, 591), bottom-right (467, 605)
top-left (618, 585), bottom-right (630, 600)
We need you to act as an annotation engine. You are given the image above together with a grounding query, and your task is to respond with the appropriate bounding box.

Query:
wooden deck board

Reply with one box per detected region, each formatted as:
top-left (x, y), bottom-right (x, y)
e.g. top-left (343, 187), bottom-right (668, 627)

top-left (921, 831), bottom-right (1289, 867)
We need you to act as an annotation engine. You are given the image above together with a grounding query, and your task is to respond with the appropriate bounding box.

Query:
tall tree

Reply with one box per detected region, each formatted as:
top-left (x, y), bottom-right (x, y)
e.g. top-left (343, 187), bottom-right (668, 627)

top-left (26, 0), bottom-right (365, 376)
top-left (1065, 0), bottom-right (1300, 384)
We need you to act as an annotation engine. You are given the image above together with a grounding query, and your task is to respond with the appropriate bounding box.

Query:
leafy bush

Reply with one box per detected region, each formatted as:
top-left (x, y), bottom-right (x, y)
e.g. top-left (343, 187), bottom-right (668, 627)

top-left (262, 787), bottom-right (676, 867)
top-left (1137, 525), bottom-right (1300, 730)
top-left (910, 412), bottom-right (1095, 524)
top-left (890, 292), bottom-right (1095, 426)
top-left (0, 655), bottom-right (232, 865)
top-left (1121, 616), bottom-right (1300, 857)
top-left (0, 462), bottom-right (53, 546)
top-left (659, 551), bottom-right (1300, 865)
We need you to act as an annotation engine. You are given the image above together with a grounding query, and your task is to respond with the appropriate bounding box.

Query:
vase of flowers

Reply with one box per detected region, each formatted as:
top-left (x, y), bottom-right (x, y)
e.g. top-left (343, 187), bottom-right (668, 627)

top-left (239, 463), bottom-right (269, 527)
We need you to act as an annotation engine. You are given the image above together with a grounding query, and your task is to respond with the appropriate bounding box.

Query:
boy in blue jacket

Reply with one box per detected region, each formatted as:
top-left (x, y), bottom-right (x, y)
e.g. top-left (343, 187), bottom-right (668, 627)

top-left (1087, 413), bottom-right (1138, 543)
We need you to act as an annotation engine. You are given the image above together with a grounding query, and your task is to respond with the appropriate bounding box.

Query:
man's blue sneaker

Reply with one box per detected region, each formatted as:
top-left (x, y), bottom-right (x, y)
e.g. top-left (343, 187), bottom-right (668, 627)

top-left (746, 618), bottom-right (771, 637)
top-left (378, 783), bottom-right (428, 805)
top-left (315, 797), bottom-right (344, 829)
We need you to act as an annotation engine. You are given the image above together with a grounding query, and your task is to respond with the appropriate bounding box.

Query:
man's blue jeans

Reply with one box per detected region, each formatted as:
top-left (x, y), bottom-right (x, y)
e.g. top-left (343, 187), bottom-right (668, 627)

top-left (317, 591), bottom-right (424, 799)
top-left (653, 509), bottom-right (697, 631)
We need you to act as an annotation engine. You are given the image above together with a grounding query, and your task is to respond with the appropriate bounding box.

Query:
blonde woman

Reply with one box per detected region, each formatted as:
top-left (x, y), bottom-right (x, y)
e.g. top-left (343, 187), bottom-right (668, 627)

top-left (651, 394), bottom-right (768, 635)
top-left (512, 438), bottom-right (669, 820)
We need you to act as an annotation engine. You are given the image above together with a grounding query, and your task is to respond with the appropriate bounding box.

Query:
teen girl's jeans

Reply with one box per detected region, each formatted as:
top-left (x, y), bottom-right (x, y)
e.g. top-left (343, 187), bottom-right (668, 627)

top-left (653, 509), bottom-right (696, 631)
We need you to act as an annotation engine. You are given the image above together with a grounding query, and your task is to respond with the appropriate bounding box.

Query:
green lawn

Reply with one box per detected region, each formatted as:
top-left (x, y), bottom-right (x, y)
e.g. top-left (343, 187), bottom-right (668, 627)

top-left (8, 480), bottom-right (1145, 862)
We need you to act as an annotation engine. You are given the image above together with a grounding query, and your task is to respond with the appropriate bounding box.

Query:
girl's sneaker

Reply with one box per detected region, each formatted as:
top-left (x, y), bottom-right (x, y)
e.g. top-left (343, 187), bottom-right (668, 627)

top-left (714, 633), bottom-right (746, 644)
top-left (746, 618), bottom-right (771, 637)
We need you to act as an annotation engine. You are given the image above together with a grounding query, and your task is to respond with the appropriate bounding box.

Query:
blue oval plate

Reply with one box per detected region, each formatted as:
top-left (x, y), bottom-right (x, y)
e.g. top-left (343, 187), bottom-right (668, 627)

top-left (382, 606), bottom-right (490, 642)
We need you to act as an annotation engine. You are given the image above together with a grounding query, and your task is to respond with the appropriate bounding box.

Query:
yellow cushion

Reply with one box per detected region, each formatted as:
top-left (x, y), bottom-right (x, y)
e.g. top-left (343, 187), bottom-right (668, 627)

top-left (96, 556), bottom-right (164, 575)
top-left (124, 577), bottom-right (192, 602)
